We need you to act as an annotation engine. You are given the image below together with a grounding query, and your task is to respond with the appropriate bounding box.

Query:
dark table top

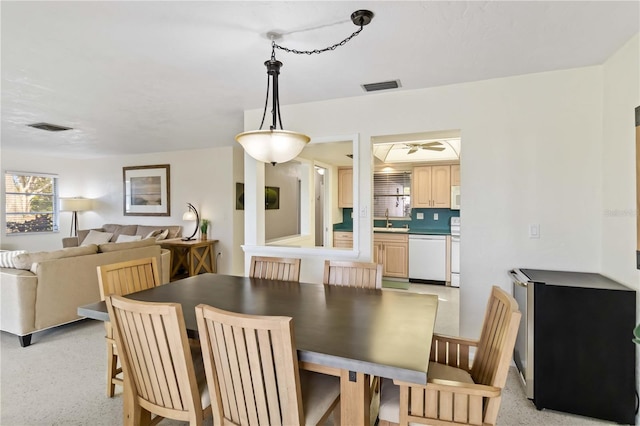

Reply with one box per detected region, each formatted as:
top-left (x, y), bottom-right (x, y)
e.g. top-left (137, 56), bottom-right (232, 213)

top-left (520, 268), bottom-right (634, 291)
top-left (78, 273), bottom-right (438, 384)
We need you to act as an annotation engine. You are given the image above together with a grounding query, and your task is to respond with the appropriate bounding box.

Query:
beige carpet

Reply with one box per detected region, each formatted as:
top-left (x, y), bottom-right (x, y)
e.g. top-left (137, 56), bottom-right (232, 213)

top-left (0, 296), bottom-right (617, 425)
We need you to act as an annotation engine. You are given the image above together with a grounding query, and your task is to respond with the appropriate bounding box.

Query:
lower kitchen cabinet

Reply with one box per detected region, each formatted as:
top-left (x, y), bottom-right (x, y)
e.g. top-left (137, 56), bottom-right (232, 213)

top-left (333, 231), bottom-right (353, 248)
top-left (374, 233), bottom-right (408, 278)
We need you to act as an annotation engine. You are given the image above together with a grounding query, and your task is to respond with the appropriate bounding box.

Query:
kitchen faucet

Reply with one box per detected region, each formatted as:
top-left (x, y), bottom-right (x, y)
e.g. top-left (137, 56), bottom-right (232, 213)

top-left (385, 208), bottom-right (392, 228)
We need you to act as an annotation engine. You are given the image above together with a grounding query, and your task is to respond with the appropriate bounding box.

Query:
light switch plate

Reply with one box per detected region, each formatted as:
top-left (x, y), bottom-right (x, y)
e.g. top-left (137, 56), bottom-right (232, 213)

top-left (434, 213), bottom-right (439, 220)
top-left (529, 224), bottom-right (540, 239)
top-left (417, 212), bottom-right (424, 220)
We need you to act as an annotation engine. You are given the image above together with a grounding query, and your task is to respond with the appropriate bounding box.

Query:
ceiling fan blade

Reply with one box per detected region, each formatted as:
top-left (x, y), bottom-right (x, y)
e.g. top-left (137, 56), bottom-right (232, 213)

top-left (421, 146), bottom-right (446, 151)
top-left (407, 147), bottom-right (418, 154)
top-left (421, 141), bottom-right (443, 148)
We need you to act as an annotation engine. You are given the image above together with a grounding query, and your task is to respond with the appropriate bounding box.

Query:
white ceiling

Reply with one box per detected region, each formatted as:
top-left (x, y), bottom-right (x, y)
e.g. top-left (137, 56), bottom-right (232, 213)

top-left (2, 1), bottom-right (638, 159)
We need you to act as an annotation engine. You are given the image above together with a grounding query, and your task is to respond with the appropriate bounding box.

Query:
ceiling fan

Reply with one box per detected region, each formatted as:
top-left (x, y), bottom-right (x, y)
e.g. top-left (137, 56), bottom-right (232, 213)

top-left (404, 141), bottom-right (446, 154)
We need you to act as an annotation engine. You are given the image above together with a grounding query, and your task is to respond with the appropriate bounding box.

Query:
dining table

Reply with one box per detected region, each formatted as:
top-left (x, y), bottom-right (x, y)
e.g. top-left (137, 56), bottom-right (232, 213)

top-left (78, 273), bottom-right (439, 425)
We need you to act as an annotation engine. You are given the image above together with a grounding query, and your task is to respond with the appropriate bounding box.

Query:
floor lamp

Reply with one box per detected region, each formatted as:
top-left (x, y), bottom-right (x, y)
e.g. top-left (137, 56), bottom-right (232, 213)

top-left (60, 198), bottom-right (93, 237)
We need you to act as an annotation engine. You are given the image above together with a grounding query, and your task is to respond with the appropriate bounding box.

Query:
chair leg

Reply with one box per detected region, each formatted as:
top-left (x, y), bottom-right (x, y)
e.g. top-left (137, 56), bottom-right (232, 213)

top-left (107, 342), bottom-right (118, 397)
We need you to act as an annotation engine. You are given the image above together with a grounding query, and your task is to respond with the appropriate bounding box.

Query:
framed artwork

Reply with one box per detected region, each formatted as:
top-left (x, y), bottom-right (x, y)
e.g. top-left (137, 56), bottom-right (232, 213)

top-left (235, 183), bottom-right (280, 210)
top-left (123, 164), bottom-right (170, 216)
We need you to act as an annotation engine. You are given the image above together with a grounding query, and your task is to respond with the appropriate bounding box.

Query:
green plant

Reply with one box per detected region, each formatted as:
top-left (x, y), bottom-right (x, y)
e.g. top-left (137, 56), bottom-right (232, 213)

top-left (200, 219), bottom-right (210, 234)
top-left (634, 324), bottom-right (640, 345)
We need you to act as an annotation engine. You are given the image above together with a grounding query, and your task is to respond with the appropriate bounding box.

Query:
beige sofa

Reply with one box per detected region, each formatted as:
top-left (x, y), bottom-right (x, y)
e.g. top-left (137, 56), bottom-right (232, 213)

top-left (0, 239), bottom-right (171, 347)
top-left (62, 223), bottom-right (182, 248)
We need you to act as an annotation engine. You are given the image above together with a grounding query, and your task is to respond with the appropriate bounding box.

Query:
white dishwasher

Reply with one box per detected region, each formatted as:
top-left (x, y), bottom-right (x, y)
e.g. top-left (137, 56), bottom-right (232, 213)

top-left (408, 234), bottom-right (446, 282)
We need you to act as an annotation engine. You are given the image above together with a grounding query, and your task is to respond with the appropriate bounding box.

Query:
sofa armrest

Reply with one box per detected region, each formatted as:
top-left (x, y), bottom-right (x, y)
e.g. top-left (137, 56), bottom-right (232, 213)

top-left (0, 269), bottom-right (38, 336)
top-left (62, 237), bottom-right (80, 248)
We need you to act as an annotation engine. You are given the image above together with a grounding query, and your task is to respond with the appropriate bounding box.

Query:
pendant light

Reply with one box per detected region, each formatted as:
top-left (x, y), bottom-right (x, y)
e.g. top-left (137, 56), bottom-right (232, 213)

top-left (236, 10), bottom-right (374, 166)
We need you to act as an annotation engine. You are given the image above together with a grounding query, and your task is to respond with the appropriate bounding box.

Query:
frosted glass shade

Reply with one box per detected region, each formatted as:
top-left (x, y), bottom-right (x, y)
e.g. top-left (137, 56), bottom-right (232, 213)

top-left (60, 198), bottom-right (92, 212)
top-left (183, 211), bottom-right (197, 221)
top-left (235, 129), bottom-right (310, 164)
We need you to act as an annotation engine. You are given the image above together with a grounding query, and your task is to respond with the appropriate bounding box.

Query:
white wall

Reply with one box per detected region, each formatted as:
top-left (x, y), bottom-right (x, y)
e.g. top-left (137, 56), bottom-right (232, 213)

top-left (1, 146), bottom-right (245, 276)
top-left (244, 65), bottom-right (607, 338)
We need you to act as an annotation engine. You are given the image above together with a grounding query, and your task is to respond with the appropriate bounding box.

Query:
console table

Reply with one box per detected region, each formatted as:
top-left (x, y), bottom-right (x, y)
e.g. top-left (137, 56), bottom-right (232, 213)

top-left (159, 238), bottom-right (217, 280)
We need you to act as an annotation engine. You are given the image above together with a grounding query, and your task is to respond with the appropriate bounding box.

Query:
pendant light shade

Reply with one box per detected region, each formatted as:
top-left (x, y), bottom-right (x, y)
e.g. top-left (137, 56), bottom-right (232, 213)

top-left (236, 129), bottom-right (310, 165)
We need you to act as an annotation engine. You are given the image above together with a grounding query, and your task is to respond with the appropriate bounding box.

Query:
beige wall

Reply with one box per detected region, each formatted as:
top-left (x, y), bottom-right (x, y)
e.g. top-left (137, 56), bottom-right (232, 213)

top-left (243, 39), bottom-right (639, 337)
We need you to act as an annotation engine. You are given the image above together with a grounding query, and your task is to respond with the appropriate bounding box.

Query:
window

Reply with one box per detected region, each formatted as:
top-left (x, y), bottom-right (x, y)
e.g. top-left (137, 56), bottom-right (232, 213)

top-left (373, 172), bottom-right (411, 218)
top-left (5, 171), bottom-right (59, 234)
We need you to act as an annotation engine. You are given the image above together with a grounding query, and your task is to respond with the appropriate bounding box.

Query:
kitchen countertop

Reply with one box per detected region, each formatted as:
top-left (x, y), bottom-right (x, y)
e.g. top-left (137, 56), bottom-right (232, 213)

top-left (332, 227), bottom-right (450, 235)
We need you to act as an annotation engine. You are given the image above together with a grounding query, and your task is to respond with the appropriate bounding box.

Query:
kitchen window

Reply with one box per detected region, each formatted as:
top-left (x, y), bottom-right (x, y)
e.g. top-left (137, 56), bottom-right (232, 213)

top-left (4, 171), bottom-right (59, 234)
top-left (373, 171), bottom-right (411, 218)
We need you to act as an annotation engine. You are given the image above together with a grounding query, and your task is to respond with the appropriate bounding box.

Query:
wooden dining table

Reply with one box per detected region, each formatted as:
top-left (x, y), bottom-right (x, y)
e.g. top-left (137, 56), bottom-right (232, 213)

top-left (78, 273), bottom-right (438, 425)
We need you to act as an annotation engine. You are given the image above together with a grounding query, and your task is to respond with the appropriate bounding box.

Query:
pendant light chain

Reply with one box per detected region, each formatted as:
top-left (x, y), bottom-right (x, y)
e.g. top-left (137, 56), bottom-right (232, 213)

top-left (272, 25), bottom-right (364, 56)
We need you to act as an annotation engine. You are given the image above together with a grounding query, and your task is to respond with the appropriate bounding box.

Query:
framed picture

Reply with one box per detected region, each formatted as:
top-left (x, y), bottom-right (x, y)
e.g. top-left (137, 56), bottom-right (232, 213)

top-left (123, 164), bottom-right (170, 216)
top-left (235, 183), bottom-right (280, 210)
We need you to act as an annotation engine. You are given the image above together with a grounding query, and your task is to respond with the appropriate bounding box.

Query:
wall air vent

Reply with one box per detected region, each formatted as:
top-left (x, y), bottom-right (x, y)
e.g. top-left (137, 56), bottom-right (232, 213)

top-left (361, 80), bottom-right (401, 92)
top-left (27, 122), bottom-right (73, 132)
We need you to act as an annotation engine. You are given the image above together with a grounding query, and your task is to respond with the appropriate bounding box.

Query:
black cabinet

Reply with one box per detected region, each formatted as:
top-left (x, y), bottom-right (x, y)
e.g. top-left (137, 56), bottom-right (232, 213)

top-left (523, 270), bottom-right (637, 424)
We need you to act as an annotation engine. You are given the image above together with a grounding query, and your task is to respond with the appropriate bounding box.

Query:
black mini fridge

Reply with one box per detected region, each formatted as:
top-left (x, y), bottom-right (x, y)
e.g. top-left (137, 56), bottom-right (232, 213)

top-left (511, 268), bottom-right (637, 425)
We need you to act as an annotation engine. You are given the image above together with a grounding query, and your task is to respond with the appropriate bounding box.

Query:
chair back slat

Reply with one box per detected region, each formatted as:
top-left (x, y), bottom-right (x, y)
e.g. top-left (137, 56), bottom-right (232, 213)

top-left (98, 257), bottom-right (161, 300)
top-left (323, 260), bottom-right (382, 289)
top-left (249, 256), bottom-right (301, 282)
top-left (106, 295), bottom-right (204, 422)
top-left (471, 286), bottom-right (521, 388)
top-left (196, 305), bottom-right (304, 426)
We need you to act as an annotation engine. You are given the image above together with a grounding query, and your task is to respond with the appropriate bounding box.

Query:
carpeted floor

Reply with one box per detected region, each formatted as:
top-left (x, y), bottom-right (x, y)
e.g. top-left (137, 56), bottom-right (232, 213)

top-left (0, 286), bottom-right (617, 425)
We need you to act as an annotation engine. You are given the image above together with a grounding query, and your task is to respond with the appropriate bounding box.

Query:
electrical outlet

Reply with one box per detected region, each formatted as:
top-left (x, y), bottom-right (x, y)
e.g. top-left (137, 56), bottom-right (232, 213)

top-left (359, 206), bottom-right (367, 218)
top-left (433, 213), bottom-right (439, 220)
top-left (529, 224), bottom-right (540, 239)
top-left (417, 212), bottom-right (424, 220)
top-left (350, 211), bottom-right (353, 219)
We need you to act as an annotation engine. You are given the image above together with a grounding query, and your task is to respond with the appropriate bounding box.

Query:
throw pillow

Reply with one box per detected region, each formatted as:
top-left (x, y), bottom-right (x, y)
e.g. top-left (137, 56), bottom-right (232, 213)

top-left (116, 234), bottom-right (142, 243)
top-left (0, 250), bottom-right (27, 268)
top-left (81, 230), bottom-right (114, 246)
top-left (98, 238), bottom-right (156, 253)
top-left (144, 229), bottom-right (162, 239)
top-left (155, 229), bottom-right (169, 241)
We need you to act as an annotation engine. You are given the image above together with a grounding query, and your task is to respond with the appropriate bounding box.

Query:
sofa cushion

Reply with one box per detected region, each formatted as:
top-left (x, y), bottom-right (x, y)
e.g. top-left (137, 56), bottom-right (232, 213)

top-left (116, 234), bottom-right (142, 243)
top-left (81, 230), bottom-right (114, 246)
top-left (143, 229), bottom-right (163, 239)
top-left (98, 238), bottom-right (156, 253)
top-left (0, 250), bottom-right (27, 268)
top-left (13, 245), bottom-right (99, 270)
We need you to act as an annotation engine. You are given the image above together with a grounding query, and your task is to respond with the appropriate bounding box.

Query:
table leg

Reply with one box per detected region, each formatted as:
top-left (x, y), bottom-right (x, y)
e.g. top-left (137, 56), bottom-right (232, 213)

top-left (340, 370), bottom-right (370, 425)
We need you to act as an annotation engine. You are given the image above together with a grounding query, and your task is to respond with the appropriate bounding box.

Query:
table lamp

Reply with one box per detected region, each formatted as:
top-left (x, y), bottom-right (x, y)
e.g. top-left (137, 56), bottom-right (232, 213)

top-left (182, 202), bottom-right (200, 241)
top-left (60, 197), bottom-right (93, 237)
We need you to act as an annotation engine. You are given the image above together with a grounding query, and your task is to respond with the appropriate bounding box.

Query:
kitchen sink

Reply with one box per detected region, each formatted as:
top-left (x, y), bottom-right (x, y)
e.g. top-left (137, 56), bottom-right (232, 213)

top-left (373, 227), bottom-right (409, 233)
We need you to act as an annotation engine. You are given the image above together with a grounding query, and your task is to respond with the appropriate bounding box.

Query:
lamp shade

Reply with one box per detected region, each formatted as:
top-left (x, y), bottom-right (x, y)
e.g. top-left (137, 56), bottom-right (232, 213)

top-left (60, 198), bottom-right (93, 212)
top-left (183, 211), bottom-right (197, 221)
top-left (236, 129), bottom-right (310, 165)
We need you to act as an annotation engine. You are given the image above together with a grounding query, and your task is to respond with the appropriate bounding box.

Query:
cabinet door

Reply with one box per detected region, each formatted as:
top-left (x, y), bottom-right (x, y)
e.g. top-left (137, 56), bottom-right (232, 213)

top-left (383, 242), bottom-right (408, 278)
top-left (451, 164), bottom-right (460, 186)
top-left (338, 168), bottom-right (353, 208)
top-left (333, 231), bottom-right (353, 248)
top-left (412, 166), bottom-right (432, 208)
top-left (431, 165), bottom-right (451, 208)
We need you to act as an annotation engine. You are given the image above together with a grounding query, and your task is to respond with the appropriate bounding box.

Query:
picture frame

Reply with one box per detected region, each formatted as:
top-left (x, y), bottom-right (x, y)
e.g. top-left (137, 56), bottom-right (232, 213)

top-left (123, 164), bottom-right (170, 216)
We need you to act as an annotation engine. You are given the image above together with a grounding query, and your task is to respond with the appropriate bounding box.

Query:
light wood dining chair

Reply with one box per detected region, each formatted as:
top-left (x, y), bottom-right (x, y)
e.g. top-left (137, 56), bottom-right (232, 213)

top-left (378, 286), bottom-right (521, 426)
top-left (106, 295), bottom-right (212, 425)
top-left (195, 304), bottom-right (341, 426)
top-left (323, 260), bottom-right (383, 289)
top-left (97, 257), bottom-right (161, 397)
top-left (249, 255), bottom-right (301, 282)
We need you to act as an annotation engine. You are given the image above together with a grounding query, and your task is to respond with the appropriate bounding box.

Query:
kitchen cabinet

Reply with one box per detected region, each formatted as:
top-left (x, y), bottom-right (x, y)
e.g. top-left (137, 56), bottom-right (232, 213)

top-left (333, 231), bottom-right (353, 249)
top-left (374, 233), bottom-right (408, 278)
top-left (338, 168), bottom-right (353, 208)
top-left (412, 165), bottom-right (451, 208)
top-left (451, 164), bottom-right (460, 186)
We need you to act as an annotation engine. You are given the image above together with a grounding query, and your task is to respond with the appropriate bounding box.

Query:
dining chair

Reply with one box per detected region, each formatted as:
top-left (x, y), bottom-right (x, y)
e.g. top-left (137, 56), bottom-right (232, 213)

top-left (378, 285), bottom-right (521, 426)
top-left (249, 255), bottom-right (301, 282)
top-left (195, 304), bottom-right (341, 425)
top-left (322, 259), bottom-right (383, 289)
top-left (106, 295), bottom-right (212, 425)
top-left (97, 257), bottom-right (161, 397)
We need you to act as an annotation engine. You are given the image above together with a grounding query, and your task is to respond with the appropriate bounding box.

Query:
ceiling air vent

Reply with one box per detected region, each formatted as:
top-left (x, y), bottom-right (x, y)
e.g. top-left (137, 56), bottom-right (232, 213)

top-left (361, 80), bottom-right (401, 92)
top-left (27, 122), bottom-right (73, 132)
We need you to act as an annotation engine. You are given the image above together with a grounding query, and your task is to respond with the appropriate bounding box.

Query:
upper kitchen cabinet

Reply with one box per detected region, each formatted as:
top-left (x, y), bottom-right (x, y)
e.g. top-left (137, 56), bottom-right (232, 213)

top-left (338, 167), bottom-right (353, 208)
top-left (451, 164), bottom-right (460, 186)
top-left (412, 165), bottom-right (451, 208)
